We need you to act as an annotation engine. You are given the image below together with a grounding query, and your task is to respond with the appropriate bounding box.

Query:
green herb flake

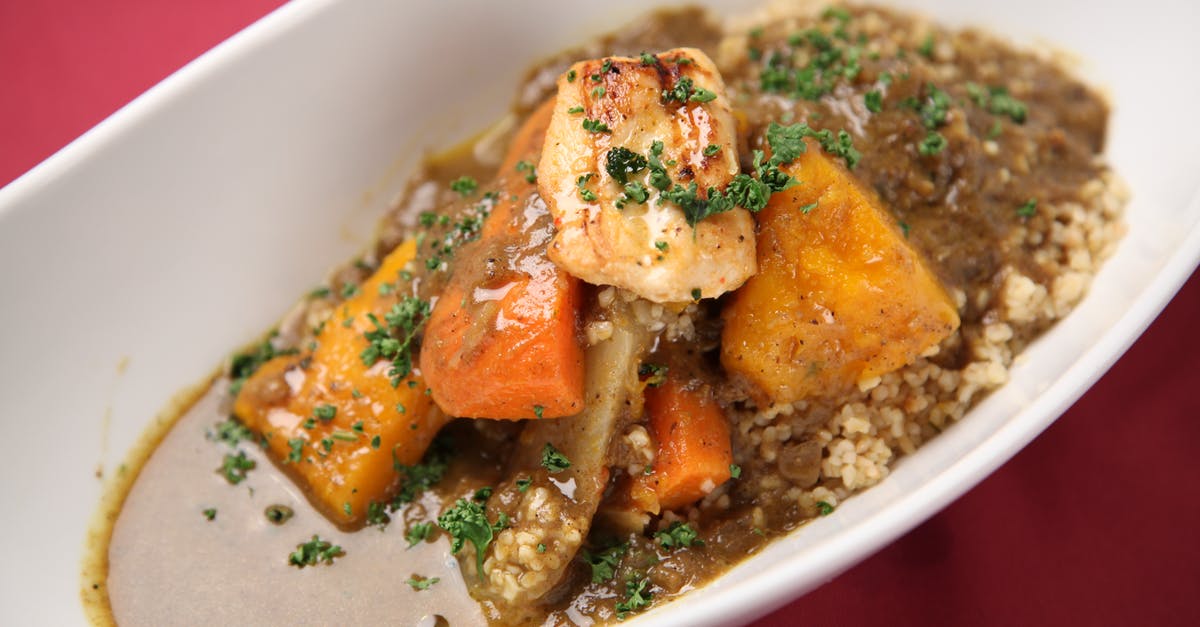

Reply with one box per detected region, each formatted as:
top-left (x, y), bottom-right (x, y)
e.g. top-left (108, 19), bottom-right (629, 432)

top-left (816, 501), bottom-right (835, 516)
top-left (405, 575), bottom-right (440, 591)
top-left (405, 521), bottom-right (434, 547)
top-left (288, 535), bottom-right (344, 568)
top-left (566, 105), bottom-right (585, 114)
top-left (691, 288), bottom-right (702, 301)
top-left (219, 451), bottom-right (256, 484)
top-left (638, 363), bottom-right (669, 388)
top-left (703, 144), bottom-right (721, 157)
top-left (654, 521), bottom-right (704, 549)
top-left (799, 201), bottom-right (819, 214)
top-left (582, 118), bottom-right (612, 134)
top-left (283, 438), bottom-right (304, 463)
top-left (202, 508), bottom-right (217, 521)
top-left (370, 435), bottom-right (381, 449)
top-left (541, 443), bottom-right (571, 473)
top-left (639, 52), bottom-right (657, 65)
top-left (615, 576), bottom-right (653, 619)
top-left (918, 131), bottom-right (948, 156)
top-left (473, 486), bottom-right (494, 502)
top-left (591, 85), bottom-right (606, 98)
top-left (537, 543), bottom-right (546, 553)
top-left (917, 34), bottom-right (935, 59)
top-left (654, 241), bottom-right (669, 252)
top-left (359, 296), bottom-right (431, 386)
top-left (515, 477), bottom-right (533, 493)
top-left (583, 542), bottom-right (628, 583)
top-left (313, 404), bottom-right (337, 422)
top-left (450, 176), bottom-right (478, 197)
top-left (605, 147), bottom-right (648, 184)
top-left (576, 173), bottom-right (598, 202)
top-left (729, 464), bottom-right (742, 479)
top-left (1016, 198), bottom-right (1038, 218)
top-left (437, 498), bottom-right (495, 576)
top-left (212, 417), bottom-right (254, 448)
top-left (533, 404), bottom-right (545, 419)
top-left (566, 69), bottom-right (577, 82)
top-left (864, 90), bottom-right (883, 113)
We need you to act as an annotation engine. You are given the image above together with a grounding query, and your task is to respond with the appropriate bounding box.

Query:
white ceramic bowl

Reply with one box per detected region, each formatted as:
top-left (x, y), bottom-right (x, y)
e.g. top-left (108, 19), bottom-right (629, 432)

top-left (1, 1), bottom-right (1198, 624)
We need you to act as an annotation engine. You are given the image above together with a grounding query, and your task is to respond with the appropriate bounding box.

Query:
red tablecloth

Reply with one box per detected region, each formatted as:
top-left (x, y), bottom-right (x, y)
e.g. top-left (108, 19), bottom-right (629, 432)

top-left (4, 2), bottom-right (1196, 625)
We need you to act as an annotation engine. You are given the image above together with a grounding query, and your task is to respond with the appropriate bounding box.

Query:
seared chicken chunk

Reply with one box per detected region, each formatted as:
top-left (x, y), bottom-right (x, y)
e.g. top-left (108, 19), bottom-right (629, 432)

top-left (537, 48), bottom-right (756, 303)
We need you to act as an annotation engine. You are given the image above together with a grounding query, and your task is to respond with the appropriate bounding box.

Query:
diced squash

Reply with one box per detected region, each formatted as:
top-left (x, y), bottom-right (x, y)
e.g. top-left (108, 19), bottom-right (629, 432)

top-left (420, 99), bottom-right (586, 420)
top-left (721, 141), bottom-right (960, 406)
top-left (642, 376), bottom-right (733, 511)
top-left (234, 239), bottom-right (448, 528)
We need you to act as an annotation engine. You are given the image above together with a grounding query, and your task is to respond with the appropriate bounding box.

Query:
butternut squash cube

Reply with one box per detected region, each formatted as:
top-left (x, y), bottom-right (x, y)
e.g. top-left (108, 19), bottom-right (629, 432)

top-left (234, 239), bottom-right (448, 528)
top-left (721, 142), bottom-right (960, 406)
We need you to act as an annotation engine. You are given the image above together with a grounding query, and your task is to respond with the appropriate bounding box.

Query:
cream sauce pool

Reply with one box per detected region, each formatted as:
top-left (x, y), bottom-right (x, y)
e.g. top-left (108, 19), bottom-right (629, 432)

top-left (106, 382), bottom-right (485, 626)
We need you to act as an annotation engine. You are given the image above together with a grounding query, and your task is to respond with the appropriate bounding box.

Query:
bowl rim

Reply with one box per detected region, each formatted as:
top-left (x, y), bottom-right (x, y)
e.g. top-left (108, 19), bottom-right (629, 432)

top-left (4, 1), bottom-right (1199, 625)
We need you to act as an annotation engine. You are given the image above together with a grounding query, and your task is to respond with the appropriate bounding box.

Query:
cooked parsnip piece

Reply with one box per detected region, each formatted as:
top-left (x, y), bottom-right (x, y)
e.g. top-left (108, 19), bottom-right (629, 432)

top-left (537, 48), bottom-right (756, 303)
top-left (721, 140), bottom-right (961, 406)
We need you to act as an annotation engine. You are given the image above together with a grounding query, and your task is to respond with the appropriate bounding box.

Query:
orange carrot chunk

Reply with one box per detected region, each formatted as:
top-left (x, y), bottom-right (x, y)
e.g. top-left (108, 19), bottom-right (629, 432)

top-left (420, 100), bottom-right (586, 420)
top-left (644, 376), bottom-right (733, 511)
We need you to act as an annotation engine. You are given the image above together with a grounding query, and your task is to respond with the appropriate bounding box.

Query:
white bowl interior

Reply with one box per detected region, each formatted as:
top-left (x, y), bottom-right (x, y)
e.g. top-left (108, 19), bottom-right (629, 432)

top-left (0, 0), bottom-right (1197, 624)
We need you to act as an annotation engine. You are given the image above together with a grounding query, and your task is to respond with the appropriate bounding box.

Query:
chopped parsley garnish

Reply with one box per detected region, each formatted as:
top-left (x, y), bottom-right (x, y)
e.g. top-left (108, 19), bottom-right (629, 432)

top-left (313, 404), bottom-right (336, 422)
top-left (918, 131), bottom-right (947, 156)
top-left (449, 176), bottom-right (478, 197)
top-left (703, 143), bottom-right (721, 157)
top-left (582, 118), bottom-right (612, 134)
top-left (308, 286), bottom-right (331, 299)
top-left (566, 69), bottom-right (577, 82)
top-left (576, 173), bottom-right (598, 202)
top-left (646, 141), bottom-right (672, 191)
top-left (473, 486), bottom-right (494, 502)
top-left (202, 508), bottom-right (217, 521)
top-left (638, 363), bottom-right (668, 388)
top-left (566, 105), bottom-right (584, 114)
top-left (615, 576), bottom-right (653, 619)
top-left (639, 52), bottom-right (657, 65)
top-left (541, 443), bottom-right (571, 473)
top-left (729, 464), bottom-right (742, 479)
top-left (654, 521), bottom-right (704, 549)
top-left (515, 477), bottom-right (533, 493)
top-left (212, 417), bottom-right (254, 448)
top-left (799, 201), bottom-right (819, 214)
top-left (591, 85), bottom-right (606, 98)
top-left (1016, 198), bottom-right (1038, 218)
top-left (343, 502), bottom-right (352, 516)
top-left (967, 82), bottom-right (1028, 124)
top-left (917, 34), bottom-right (935, 59)
top-left (583, 542), bottom-right (628, 582)
top-left (661, 76), bottom-right (716, 104)
top-left (605, 147), bottom-right (648, 184)
top-left (537, 543), bottom-right (546, 553)
top-left (654, 240), bottom-right (669, 252)
top-left (218, 451), bottom-right (255, 484)
top-left (899, 221), bottom-right (911, 238)
top-left (284, 438), bottom-right (304, 464)
top-left (691, 288), bottom-right (702, 301)
top-left (405, 575), bottom-right (440, 591)
top-left (228, 333), bottom-right (296, 396)
top-left (370, 435), bottom-right (381, 449)
top-left (392, 438), bottom-right (452, 505)
top-left (406, 521), bottom-right (434, 547)
top-left (533, 404), bottom-right (545, 419)
top-left (619, 182), bottom-right (649, 207)
top-left (366, 501), bottom-right (390, 527)
top-left (515, 159), bottom-right (538, 183)
top-left (864, 90), bottom-right (883, 113)
top-left (360, 296), bottom-right (431, 386)
top-left (816, 501), bottom-right (835, 516)
top-left (288, 535), bottom-right (343, 568)
top-left (340, 282), bottom-right (358, 299)
top-left (437, 499), bottom-right (495, 576)
top-left (915, 84), bottom-right (952, 130)
top-left (265, 504), bottom-right (294, 525)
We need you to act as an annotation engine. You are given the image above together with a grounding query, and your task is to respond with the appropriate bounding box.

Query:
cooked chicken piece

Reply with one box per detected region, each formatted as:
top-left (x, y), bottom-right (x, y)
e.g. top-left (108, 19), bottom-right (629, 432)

top-left (537, 48), bottom-right (756, 303)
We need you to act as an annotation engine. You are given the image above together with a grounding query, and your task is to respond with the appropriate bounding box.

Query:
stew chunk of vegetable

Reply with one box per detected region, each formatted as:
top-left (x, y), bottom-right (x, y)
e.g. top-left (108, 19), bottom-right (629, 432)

top-left (234, 239), bottom-right (447, 527)
top-left (643, 375), bottom-right (733, 511)
top-left (721, 140), bottom-right (960, 405)
top-left (420, 100), bottom-right (586, 420)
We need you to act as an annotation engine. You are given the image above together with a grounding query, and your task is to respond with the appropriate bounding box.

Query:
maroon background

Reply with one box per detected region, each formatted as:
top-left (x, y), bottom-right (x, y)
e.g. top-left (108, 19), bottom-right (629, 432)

top-left (3, 2), bottom-right (1196, 625)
